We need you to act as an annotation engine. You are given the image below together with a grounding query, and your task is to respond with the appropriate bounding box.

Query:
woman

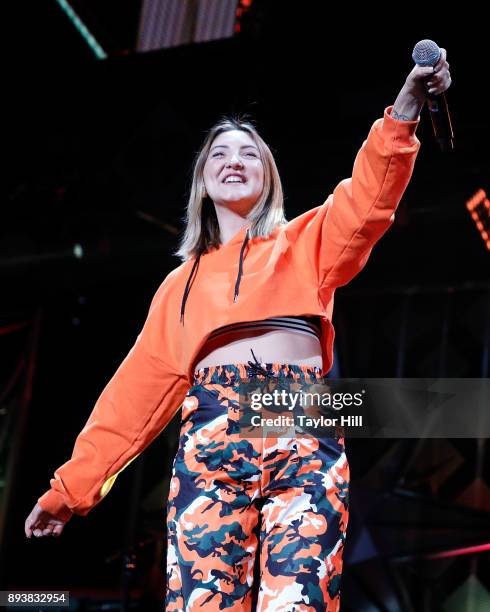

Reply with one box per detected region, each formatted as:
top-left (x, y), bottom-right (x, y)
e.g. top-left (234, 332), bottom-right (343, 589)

top-left (25, 52), bottom-right (451, 611)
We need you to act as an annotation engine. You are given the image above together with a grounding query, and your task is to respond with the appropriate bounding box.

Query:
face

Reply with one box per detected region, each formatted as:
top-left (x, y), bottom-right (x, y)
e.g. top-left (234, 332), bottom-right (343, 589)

top-left (203, 130), bottom-right (264, 215)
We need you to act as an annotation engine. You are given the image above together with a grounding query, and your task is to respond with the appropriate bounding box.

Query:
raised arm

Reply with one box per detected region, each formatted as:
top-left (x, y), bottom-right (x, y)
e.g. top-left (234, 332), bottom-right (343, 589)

top-left (285, 48), bottom-right (452, 292)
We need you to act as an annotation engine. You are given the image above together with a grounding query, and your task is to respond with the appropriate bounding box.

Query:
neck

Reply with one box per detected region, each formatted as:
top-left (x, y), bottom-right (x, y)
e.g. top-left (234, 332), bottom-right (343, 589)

top-left (213, 203), bottom-right (250, 245)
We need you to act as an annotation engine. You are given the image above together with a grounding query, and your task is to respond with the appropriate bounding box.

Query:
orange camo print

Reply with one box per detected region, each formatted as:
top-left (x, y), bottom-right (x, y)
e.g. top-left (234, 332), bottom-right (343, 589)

top-left (165, 363), bottom-right (349, 611)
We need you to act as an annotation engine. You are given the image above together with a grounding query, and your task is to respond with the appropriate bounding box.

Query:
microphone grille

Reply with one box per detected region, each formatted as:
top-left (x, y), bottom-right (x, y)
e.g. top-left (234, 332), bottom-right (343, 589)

top-left (412, 39), bottom-right (441, 66)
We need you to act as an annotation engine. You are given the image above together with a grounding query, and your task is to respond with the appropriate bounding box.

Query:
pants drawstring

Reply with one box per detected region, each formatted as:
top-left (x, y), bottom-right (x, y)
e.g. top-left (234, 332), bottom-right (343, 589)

top-left (247, 348), bottom-right (275, 378)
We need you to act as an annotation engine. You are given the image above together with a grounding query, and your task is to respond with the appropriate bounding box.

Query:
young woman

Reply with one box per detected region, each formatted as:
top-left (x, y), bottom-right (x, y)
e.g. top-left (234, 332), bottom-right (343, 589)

top-left (25, 51), bottom-right (451, 611)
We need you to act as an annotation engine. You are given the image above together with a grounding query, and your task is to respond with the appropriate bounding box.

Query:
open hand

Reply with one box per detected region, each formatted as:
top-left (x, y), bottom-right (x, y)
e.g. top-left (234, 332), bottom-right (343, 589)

top-left (25, 502), bottom-right (67, 538)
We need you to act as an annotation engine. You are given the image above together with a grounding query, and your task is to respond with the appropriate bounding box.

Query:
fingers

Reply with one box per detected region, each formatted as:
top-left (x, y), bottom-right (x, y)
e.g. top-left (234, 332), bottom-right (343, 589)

top-left (26, 521), bottom-right (43, 537)
top-left (25, 503), bottom-right (43, 537)
top-left (30, 525), bottom-right (61, 538)
top-left (426, 48), bottom-right (452, 94)
top-left (433, 48), bottom-right (449, 75)
top-left (52, 524), bottom-right (64, 537)
top-left (25, 517), bottom-right (64, 538)
top-left (435, 47), bottom-right (447, 71)
top-left (25, 513), bottom-right (36, 538)
top-left (427, 74), bottom-right (452, 94)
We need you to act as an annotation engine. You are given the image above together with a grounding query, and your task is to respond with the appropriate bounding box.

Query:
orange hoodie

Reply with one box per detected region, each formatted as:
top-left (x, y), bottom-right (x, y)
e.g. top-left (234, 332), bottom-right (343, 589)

top-left (38, 105), bottom-right (420, 521)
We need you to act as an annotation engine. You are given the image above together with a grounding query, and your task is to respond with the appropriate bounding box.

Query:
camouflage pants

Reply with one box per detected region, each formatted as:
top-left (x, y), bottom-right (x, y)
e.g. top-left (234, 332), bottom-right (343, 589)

top-left (165, 362), bottom-right (350, 611)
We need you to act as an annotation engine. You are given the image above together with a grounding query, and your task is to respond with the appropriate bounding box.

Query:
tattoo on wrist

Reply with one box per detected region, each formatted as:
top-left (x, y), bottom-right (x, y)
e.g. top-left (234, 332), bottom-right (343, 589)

top-left (391, 109), bottom-right (411, 121)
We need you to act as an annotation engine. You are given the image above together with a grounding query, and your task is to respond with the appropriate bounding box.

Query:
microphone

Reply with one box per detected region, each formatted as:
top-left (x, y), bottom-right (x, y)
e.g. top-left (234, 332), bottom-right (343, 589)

top-left (412, 39), bottom-right (454, 152)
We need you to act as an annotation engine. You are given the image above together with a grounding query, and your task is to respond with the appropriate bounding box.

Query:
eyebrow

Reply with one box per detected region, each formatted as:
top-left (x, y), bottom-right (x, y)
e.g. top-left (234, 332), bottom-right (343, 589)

top-left (210, 144), bottom-right (259, 152)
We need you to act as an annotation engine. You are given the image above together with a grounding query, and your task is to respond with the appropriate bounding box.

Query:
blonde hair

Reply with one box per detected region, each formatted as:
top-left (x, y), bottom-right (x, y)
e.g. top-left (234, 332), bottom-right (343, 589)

top-left (174, 114), bottom-right (288, 263)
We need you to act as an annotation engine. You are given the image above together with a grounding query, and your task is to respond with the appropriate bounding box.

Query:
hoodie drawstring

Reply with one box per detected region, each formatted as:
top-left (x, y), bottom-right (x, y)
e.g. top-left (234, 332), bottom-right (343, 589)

top-left (180, 227), bottom-right (250, 325)
top-left (234, 227), bottom-right (249, 302)
top-left (180, 253), bottom-right (201, 325)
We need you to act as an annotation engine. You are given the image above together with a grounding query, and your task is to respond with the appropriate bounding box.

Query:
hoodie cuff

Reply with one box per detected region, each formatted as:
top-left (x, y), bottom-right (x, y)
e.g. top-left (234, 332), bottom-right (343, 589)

top-left (38, 489), bottom-right (74, 523)
top-left (382, 105), bottom-right (421, 149)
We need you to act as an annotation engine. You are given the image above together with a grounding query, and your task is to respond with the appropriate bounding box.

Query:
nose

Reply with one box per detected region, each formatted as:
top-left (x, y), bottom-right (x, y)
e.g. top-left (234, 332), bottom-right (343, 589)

top-left (226, 155), bottom-right (243, 168)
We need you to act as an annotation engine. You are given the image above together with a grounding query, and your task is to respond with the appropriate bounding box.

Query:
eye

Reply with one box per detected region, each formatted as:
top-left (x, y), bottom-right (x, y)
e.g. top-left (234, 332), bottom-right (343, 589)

top-left (246, 152), bottom-right (257, 157)
top-left (212, 152), bottom-right (223, 157)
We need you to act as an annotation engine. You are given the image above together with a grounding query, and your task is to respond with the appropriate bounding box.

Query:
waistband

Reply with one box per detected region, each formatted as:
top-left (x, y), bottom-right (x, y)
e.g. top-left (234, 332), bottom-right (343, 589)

top-left (193, 362), bottom-right (324, 386)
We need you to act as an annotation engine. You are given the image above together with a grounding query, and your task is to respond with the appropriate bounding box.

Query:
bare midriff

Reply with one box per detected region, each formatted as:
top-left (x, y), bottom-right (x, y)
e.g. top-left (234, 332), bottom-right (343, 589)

top-left (193, 328), bottom-right (323, 372)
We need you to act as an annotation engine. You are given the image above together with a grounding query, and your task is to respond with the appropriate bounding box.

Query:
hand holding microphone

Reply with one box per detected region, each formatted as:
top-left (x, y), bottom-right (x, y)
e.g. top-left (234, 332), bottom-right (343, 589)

top-left (405, 40), bottom-right (454, 152)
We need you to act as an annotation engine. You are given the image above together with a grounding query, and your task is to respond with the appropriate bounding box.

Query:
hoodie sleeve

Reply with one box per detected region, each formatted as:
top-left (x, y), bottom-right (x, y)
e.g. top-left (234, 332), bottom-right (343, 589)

top-left (37, 275), bottom-right (188, 522)
top-left (288, 105), bottom-right (421, 291)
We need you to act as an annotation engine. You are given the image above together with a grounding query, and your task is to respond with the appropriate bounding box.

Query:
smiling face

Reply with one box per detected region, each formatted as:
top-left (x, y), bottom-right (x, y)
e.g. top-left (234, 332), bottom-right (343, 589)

top-left (203, 129), bottom-right (264, 215)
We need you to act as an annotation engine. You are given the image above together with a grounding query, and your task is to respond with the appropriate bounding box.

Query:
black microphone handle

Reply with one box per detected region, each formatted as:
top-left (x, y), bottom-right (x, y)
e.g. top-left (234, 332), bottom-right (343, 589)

top-left (426, 90), bottom-right (455, 152)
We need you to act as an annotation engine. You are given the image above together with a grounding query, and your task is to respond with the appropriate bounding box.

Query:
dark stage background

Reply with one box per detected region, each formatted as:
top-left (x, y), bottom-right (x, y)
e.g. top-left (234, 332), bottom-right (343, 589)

top-left (2, 2), bottom-right (489, 610)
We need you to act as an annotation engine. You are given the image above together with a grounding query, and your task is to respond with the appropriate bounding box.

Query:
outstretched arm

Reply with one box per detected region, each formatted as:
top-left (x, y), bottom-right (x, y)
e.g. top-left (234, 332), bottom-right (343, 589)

top-left (285, 48), bottom-right (452, 292)
top-left (34, 275), bottom-right (188, 523)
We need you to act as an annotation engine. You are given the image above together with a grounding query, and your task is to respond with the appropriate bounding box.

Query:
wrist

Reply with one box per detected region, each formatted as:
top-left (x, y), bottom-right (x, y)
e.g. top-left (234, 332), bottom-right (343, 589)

top-left (392, 83), bottom-right (426, 121)
top-left (402, 80), bottom-right (427, 104)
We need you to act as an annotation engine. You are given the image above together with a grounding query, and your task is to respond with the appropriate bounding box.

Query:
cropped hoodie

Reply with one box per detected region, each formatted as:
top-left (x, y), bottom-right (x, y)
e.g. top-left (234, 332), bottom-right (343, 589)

top-left (38, 106), bottom-right (421, 521)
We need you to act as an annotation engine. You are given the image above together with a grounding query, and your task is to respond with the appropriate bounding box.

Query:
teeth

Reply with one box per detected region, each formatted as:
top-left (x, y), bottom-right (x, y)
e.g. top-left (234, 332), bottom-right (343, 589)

top-left (224, 177), bottom-right (244, 183)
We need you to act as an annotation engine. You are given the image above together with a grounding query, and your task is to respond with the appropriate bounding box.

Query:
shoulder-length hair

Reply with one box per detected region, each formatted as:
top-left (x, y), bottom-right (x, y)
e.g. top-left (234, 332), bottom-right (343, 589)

top-left (174, 114), bottom-right (288, 263)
